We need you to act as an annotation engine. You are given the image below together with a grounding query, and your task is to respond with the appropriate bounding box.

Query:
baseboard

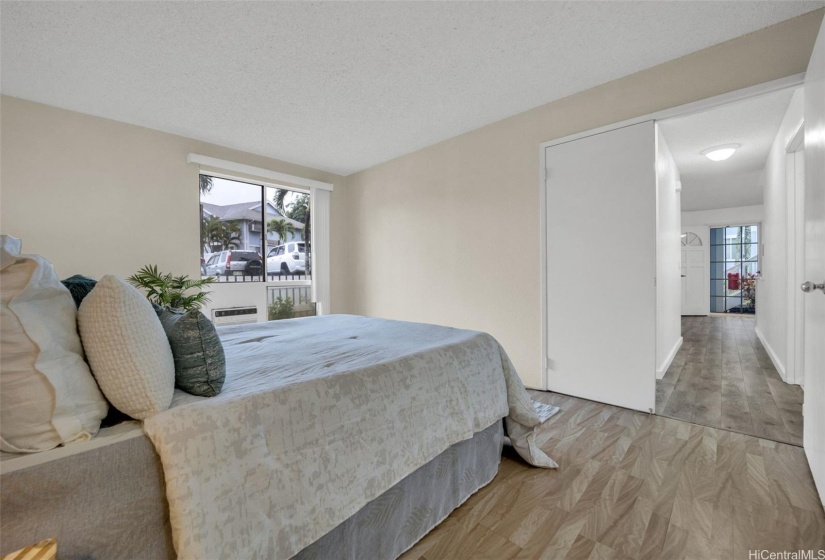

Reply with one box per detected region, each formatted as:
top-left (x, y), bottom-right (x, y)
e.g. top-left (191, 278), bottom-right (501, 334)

top-left (754, 326), bottom-right (787, 381)
top-left (803, 435), bottom-right (825, 511)
top-left (657, 337), bottom-right (683, 380)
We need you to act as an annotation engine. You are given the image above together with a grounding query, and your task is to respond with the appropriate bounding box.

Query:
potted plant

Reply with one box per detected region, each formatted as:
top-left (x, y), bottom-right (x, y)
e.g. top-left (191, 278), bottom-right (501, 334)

top-left (741, 272), bottom-right (759, 311)
top-left (128, 265), bottom-right (214, 311)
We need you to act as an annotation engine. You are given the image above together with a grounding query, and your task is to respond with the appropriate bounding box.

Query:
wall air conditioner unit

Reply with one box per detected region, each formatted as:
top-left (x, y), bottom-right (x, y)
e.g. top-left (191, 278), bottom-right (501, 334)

top-left (212, 306), bottom-right (258, 326)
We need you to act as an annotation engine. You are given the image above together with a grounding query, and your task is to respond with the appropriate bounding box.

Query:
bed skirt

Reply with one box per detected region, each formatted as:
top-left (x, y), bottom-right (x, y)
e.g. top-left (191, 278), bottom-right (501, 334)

top-left (1, 420), bottom-right (503, 559)
top-left (295, 419), bottom-right (503, 560)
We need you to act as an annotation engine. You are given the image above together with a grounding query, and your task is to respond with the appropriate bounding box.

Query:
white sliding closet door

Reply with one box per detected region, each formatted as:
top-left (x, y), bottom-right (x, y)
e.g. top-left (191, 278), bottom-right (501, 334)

top-left (545, 121), bottom-right (657, 412)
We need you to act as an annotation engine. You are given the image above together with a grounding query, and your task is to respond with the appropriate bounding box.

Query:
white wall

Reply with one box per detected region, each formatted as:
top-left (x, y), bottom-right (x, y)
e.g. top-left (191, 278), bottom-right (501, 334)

top-left (787, 141), bottom-right (806, 387)
top-left (0, 96), bottom-right (347, 320)
top-left (656, 127), bottom-right (683, 379)
top-left (756, 88), bottom-right (804, 379)
top-left (681, 204), bottom-right (764, 227)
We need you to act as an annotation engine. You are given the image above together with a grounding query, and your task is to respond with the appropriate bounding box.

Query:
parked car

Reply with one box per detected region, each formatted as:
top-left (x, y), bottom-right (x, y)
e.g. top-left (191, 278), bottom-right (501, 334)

top-left (204, 250), bottom-right (263, 278)
top-left (266, 242), bottom-right (306, 275)
top-left (201, 247), bottom-right (214, 276)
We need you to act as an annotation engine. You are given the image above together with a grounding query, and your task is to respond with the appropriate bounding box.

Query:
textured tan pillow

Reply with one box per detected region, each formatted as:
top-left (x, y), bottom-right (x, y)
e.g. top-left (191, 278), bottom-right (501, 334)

top-left (0, 235), bottom-right (108, 453)
top-left (78, 275), bottom-right (174, 420)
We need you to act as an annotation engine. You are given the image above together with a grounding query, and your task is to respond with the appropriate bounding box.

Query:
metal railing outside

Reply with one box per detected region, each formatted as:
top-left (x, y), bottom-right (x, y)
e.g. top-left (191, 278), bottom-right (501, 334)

top-left (266, 285), bottom-right (315, 321)
top-left (205, 272), bottom-right (312, 283)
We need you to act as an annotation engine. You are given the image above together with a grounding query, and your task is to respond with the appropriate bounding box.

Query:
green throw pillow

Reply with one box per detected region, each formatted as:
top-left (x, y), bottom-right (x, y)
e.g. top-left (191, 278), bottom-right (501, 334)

top-left (158, 308), bottom-right (226, 397)
top-left (61, 275), bottom-right (97, 308)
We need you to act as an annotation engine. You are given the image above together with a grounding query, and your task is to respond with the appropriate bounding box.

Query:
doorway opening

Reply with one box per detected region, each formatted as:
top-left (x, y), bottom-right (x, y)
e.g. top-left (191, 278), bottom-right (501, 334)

top-left (539, 74), bottom-right (809, 445)
top-left (654, 85), bottom-right (804, 445)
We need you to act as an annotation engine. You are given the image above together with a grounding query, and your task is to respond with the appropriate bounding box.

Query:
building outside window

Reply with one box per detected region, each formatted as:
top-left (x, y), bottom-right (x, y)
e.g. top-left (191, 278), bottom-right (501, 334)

top-left (199, 174), bottom-right (315, 320)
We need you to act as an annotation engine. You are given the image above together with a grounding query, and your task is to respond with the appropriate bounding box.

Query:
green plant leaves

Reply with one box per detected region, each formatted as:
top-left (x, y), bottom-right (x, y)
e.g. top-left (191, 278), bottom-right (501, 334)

top-left (127, 264), bottom-right (215, 311)
top-left (268, 295), bottom-right (295, 320)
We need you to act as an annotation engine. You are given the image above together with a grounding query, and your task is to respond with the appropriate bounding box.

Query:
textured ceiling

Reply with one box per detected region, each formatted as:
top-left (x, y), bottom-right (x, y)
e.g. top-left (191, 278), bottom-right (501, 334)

top-left (659, 88), bottom-right (797, 212)
top-left (1, 2), bottom-right (821, 175)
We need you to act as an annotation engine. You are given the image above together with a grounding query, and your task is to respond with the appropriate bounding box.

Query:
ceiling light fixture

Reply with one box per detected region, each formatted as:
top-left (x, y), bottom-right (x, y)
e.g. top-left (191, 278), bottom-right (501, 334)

top-left (702, 144), bottom-right (740, 162)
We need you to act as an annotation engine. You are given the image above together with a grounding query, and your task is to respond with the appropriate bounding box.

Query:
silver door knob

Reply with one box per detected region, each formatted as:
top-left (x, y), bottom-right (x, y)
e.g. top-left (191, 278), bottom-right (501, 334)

top-left (800, 281), bottom-right (825, 293)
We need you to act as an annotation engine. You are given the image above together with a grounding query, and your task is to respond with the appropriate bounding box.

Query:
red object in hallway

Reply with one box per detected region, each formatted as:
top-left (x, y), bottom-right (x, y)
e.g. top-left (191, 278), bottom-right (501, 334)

top-left (728, 272), bottom-right (741, 290)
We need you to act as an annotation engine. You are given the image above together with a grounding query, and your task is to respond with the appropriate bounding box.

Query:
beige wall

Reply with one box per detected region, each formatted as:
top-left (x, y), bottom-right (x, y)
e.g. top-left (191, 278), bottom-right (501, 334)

top-left (0, 96), bottom-right (348, 315)
top-left (342, 10), bottom-right (824, 388)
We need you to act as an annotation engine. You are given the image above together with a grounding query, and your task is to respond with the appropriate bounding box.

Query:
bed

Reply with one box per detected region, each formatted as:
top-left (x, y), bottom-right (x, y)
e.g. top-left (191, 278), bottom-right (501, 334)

top-left (1, 314), bottom-right (557, 559)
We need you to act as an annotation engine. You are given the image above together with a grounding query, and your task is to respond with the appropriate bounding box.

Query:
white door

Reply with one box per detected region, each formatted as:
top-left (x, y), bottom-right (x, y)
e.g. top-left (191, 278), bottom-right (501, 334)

top-left (681, 228), bottom-right (709, 315)
top-left (545, 121), bottom-right (656, 412)
top-left (803, 19), bottom-right (825, 507)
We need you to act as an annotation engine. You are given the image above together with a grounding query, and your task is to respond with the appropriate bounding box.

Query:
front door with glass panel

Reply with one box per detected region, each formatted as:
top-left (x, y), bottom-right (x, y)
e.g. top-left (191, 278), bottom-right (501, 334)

top-left (681, 228), bottom-right (709, 315)
top-left (710, 225), bottom-right (759, 314)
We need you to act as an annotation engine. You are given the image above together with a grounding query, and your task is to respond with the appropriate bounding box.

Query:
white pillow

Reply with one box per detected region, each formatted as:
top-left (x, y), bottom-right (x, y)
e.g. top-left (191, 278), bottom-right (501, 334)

top-left (0, 235), bottom-right (109, 453)
top-left (78, 275), bottom-right (174, 420)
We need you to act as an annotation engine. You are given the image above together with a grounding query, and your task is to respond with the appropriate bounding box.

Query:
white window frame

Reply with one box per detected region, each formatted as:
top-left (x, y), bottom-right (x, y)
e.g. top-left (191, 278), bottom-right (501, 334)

top-left (190, 154), bottom-right (333, 315)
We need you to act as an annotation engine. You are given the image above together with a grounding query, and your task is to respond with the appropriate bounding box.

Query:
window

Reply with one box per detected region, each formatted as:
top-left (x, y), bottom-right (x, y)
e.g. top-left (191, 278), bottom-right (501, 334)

top-left (710, 225), bottom-right (758, 314)
top-left (199, 174), bottom-right (311, 283)
top-left (190, 153), bottom-right (332, 317)
top-left (681, 232), bottom-right (702, 247)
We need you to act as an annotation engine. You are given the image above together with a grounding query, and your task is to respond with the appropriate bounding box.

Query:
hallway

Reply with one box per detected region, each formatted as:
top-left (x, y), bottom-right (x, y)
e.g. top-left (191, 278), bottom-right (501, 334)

top-left (656, 315), bottom-right (803, 446)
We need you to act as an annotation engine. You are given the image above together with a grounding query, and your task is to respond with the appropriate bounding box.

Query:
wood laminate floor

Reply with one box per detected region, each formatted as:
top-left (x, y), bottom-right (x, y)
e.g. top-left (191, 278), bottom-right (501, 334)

top-left (657, 315), bottom-right (804, 446)
top-left (400, 391), bottom-right (825, 560)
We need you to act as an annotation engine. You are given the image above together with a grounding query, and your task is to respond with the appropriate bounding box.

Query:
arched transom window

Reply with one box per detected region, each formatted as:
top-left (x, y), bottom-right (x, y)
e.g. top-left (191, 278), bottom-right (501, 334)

top-left (681, 232), bottom-right (702, 247)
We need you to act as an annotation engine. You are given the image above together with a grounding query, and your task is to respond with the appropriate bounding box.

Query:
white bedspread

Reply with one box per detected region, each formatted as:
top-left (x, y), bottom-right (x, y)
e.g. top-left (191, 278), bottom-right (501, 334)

top-left (143, 315), bottom-right (556, 560)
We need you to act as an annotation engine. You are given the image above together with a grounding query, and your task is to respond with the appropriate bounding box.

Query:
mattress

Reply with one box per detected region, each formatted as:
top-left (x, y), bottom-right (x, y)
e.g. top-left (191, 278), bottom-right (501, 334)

top-left (0, 420), bottom-right (145, 473)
